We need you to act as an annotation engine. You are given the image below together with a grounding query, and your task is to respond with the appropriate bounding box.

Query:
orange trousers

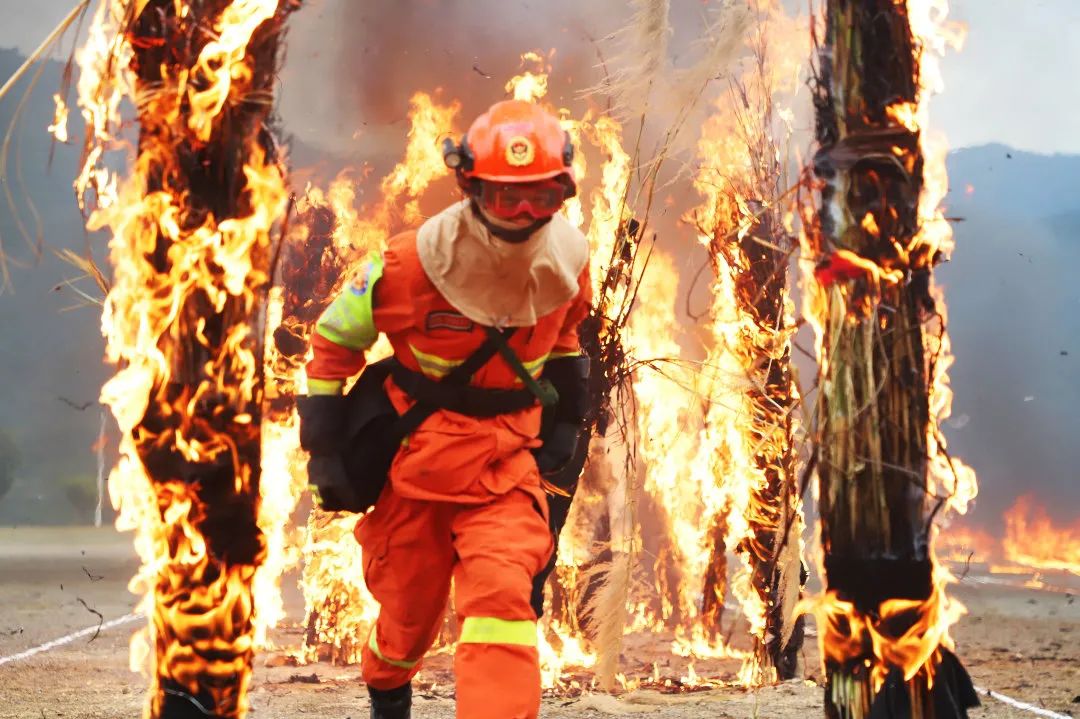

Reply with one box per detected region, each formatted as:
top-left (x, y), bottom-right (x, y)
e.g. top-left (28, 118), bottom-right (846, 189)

top-left (355, 485), bottom-right (552, 719)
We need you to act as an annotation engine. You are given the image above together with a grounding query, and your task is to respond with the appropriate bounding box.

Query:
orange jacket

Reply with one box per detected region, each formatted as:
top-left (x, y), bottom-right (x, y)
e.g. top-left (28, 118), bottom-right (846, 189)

top-left (307, 230), bottom-right (591, 504)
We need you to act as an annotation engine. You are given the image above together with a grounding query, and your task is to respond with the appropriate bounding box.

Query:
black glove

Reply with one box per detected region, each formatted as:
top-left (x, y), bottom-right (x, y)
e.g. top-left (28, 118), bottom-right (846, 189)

top-left (530, 355), bottom-right (591, 615)
top-left (298, 394), bottom-right (365, 511)
top-left (532, 355), bottom-right (591, 489)
top-left (297, 394), bottom-right (349, 454)
top-left (306, 453), bottom-right (367, 513)
top-left (540, 356), bottom-right (590, 427)
top-left (533, 421), bottom-right (582, 478)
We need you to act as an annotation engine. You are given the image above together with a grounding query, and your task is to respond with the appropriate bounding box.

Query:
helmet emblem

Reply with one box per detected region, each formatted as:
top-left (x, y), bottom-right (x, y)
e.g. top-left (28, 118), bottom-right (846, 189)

top-left (505, 136), bottom-right (535, 167)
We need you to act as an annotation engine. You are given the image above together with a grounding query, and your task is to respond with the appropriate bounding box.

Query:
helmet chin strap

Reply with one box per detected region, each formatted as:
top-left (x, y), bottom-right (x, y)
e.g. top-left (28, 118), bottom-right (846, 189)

top-left (469, 199), bottom-right (552, 244)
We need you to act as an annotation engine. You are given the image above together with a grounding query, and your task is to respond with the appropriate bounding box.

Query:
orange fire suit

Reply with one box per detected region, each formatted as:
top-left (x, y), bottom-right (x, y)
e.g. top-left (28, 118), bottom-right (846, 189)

top-left (306, 229), bottom-right (591, 719)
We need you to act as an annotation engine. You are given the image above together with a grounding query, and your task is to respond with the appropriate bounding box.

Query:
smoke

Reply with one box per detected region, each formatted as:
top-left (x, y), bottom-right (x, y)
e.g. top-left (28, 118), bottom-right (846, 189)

top-left (280, 0), bottom-right (626, 159)
top-left (273, 2), bottom-right (1080, 536)
top-left (279, 0), bottom-right (790, 166)
top-left (277, 0), bottom-right (776, 300)
top-left (277, 0), bottom-right (817, 375)
top-left (937, 149), bottom-right (1080, 529)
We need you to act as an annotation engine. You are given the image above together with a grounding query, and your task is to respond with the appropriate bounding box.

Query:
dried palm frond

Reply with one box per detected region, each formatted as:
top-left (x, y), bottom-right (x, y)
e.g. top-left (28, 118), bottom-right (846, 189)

top-left (581, 549), bottom-right (632, 691)
top-left (594, 0), bottom-right (750, 130)
top-left (55, 247), bottom-right (109, 293)
top-left (594, 0), bottom-right (671, 119)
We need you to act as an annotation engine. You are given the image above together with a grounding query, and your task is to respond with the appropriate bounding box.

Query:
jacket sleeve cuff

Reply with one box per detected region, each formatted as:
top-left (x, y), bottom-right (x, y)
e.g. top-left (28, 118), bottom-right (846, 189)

top-left (307, 377), bottom-right (345, 396)
top-left (307, 332), bottom-right (367, 380)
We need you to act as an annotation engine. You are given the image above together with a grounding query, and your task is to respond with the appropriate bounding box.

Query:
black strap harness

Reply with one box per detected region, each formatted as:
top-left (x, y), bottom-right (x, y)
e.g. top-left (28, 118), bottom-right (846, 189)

top-left (390, 362), bottom-right (539, 418)
top-left (388, 326), bottom-right (561, 433)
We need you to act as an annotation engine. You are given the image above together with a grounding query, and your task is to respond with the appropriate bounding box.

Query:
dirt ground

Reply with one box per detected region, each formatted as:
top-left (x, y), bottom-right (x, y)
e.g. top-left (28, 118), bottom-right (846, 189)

top-left (1, 527), bottom-right (1076, 719)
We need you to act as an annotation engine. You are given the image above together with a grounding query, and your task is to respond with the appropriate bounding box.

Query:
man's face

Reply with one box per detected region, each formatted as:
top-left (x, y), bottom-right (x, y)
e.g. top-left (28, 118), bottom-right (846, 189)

top-left (477, 179), bottom-right (566, 229)
top-left (475, 203), bottom-right (536, 231)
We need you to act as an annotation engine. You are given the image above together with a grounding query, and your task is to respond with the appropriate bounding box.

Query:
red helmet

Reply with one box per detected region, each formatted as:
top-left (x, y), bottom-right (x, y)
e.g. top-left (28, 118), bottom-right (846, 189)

top-left (443, 100), bottom-right (577, 193)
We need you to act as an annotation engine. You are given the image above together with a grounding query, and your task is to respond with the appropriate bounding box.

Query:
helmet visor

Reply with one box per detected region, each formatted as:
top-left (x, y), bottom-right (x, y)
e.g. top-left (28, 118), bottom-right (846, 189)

top-left (478, 179), bottom-right (566, 221)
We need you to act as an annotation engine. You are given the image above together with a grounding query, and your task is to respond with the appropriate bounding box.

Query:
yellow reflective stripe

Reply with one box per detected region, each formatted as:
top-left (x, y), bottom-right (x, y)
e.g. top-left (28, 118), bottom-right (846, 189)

top-left (413, 361), bottom-right (450, 380)
top-left (458, 617), bottom-right (537, 646)
top-left (548, 350), bottom-right (581, 361)
top-left (410, 344), bottom-right (461, 370)
top-left (409, 347), bottom-right (550, 382)
top-left (315, 253), bottom-right (384, 351)
top-left (522, 353), bottom-right (549, 378)
top-left (409, 345), bottom-right (463, 379)
top-left (307, 378), bottom-right (344, 395)
top-left (505, 353), bottom-right (549, 387)
top-left (368, 628), bottom-right (419, 669)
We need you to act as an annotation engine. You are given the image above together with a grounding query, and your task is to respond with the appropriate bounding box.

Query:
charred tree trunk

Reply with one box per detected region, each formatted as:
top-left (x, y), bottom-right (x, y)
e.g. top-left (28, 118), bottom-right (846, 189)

top-left (265, 200), bottom-right (340, 421)
top-left (706, 200), bottom-right (803, 681)
top-left (114, 2), bottom-right (297, 717)
top-left (699, 52), bottom-right (806, 677)
top-left (809, 2), bottom-right (978, 717)
top-left (287, 196), bottom-right (413, 665)
top-left (274, 200), bottom-right (366, 664)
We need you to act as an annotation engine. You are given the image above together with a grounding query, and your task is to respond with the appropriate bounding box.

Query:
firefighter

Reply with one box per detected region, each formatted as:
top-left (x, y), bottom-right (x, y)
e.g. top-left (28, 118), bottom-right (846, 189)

top-left (301, 99), bottom-right (592, 719)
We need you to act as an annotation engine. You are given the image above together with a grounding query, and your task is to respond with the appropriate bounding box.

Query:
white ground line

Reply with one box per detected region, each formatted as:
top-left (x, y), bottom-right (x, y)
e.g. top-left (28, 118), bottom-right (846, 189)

top-left (0, 613), bottom-right (141, 667)
top-left (976, 685), bottom-right (1072, 719)
top-left (0, 619), bottom-right (1074, 719)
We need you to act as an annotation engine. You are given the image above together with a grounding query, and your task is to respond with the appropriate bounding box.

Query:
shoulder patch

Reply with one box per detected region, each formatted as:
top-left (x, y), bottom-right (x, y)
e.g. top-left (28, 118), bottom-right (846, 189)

top-left (350, 260), bottom-right (378, 296)
top-left (315, 252), bottom-right (385, 351)
top-left (426, 311), bottom-right (475, 333)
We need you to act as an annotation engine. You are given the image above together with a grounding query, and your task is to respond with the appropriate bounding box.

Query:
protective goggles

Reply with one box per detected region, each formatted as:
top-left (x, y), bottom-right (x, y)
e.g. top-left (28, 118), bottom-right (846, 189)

top-left (478, 179), bottom-right (567, 220)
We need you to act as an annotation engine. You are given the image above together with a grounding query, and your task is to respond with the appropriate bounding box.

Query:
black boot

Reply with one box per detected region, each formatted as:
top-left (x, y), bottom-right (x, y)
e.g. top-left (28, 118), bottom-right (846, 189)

top-left (368, 682), bottom-right (411, 719)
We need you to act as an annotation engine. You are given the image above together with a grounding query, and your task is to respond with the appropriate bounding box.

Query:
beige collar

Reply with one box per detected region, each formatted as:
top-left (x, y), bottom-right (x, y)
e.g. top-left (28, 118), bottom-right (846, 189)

top-left (416, 201), bottom-right (589, 328)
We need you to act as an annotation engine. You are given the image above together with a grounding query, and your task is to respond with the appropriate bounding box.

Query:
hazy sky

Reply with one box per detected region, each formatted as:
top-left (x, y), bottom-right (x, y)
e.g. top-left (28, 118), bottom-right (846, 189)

top-left (935, 0), bottom-right (1080, 156)
top-left (2, 0), bottom-right (1080, 156)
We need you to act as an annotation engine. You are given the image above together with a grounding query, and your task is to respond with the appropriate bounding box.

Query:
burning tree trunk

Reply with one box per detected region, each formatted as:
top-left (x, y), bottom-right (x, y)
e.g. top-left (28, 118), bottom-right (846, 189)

top-left (729, 205), bottom-right (805, 680)
top-left (76, 2), bottom-right (297, 717)
top-left (266, 197), bottom-right (342, 421)
top-left (290, 96), bottom-right (459, 665)
top-left (805, 1), bottom-right (978, 717)
top-left (702, 188), bottom-right (805, 684)
top-left (691, 19), bottom-right (807, 681)
top-left (260, 190), bottom-right (356, 652)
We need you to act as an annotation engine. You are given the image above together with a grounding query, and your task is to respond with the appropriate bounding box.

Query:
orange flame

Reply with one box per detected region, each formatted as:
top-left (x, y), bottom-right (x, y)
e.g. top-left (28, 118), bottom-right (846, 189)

top-left (48, 93), bottom-right (69, 143)
top-left (801, 565), bottom-right (966, 692)
top-left (257, 92), bottom-right (461, 658)
top-left (506, 51), bottom-right (551, 103)
top-left (680, 0), bottom-right (811, 685)
top-left (1003, 496), bottom-right (1080, 575)
top-left (936, 522), bottom-right (997, 564)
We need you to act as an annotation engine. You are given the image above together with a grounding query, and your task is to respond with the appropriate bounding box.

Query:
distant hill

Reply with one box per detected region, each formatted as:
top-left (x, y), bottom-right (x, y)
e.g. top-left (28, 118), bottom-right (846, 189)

top-left (948, 143), bottom-right (1080, 223)
top-left (0, 47), bottom-right (1076, 528)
